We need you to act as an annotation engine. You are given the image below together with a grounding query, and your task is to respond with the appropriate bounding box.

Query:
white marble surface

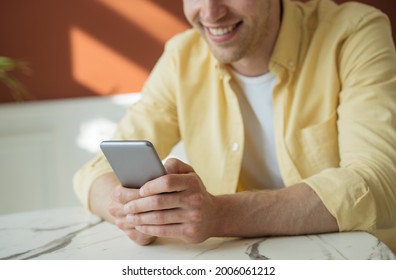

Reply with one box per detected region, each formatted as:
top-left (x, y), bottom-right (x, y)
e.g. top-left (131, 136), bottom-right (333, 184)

top-left (0, 207), bottom-right (394, 260)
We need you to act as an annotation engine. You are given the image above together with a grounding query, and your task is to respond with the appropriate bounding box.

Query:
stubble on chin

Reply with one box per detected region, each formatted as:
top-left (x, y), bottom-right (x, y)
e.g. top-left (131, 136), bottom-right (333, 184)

top-left (204, 39), bottom-right (246, 65)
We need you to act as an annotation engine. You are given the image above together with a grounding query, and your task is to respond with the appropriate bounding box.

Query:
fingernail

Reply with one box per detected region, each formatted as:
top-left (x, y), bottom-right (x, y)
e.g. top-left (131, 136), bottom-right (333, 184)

top-left (139, 187), bottom-right (145, 197)
top-left (124, 204), bottom-right (130, 213)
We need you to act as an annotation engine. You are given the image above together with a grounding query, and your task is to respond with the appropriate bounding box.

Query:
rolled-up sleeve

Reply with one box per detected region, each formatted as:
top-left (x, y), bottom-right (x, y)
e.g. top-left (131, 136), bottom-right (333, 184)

top-left (304, 11), bottom-right (396, 233)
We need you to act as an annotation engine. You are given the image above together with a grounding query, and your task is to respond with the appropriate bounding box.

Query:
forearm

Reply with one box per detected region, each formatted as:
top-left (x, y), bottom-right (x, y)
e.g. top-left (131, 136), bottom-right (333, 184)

top-left (89, 172), bottom-right (119, 224)
top-left (214, 183), bottom-right (339, 237)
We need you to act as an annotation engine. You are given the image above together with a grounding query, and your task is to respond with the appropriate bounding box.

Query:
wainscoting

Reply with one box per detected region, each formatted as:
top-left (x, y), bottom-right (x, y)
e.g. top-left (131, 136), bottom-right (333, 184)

top-left (0, 94), bottom-right (140, 214)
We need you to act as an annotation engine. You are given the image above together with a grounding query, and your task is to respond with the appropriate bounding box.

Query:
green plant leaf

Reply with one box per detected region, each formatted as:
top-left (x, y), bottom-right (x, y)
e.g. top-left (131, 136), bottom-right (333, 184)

top-left (0, 56), bottom-right (31, 101)
top-left (0, 74), bottom-right (27, 102)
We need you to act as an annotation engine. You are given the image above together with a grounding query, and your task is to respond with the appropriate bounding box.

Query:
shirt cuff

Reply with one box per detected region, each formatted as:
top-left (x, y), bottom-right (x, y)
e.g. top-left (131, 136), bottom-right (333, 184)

top-left (303, 167), bottom-right (376, 233)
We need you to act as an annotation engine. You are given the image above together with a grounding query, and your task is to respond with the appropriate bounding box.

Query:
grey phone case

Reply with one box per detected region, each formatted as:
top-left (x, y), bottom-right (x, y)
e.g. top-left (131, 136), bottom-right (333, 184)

top-left (100, 140), bottom-right (166, 188)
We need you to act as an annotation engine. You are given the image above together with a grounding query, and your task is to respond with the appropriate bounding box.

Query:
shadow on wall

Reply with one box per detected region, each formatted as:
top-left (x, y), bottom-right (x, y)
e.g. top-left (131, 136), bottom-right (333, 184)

top-left (0, 0), bottom-right (189, 103)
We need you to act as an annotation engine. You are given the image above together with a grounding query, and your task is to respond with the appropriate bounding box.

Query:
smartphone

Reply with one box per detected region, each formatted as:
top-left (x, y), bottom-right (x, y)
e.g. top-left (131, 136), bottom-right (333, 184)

top-left (100, 140), bottom-right (166, 188)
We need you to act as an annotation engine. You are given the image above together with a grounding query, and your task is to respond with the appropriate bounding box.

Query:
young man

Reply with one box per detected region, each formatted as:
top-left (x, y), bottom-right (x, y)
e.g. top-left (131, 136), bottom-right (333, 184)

top-left (74, 0), bottom-right (396, 252)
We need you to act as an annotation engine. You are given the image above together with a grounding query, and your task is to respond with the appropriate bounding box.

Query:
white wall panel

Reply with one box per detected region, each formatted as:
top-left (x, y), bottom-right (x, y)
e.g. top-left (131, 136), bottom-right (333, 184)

top-left (0, 131), bottom-right (56, 213)
top-left (0, 94), bottom-right (139, 214)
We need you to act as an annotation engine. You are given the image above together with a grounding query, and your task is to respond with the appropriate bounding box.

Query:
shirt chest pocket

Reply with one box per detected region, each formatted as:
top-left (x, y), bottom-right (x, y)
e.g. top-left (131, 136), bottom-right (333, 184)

top-left (288, 112), bottom-right (340, 179)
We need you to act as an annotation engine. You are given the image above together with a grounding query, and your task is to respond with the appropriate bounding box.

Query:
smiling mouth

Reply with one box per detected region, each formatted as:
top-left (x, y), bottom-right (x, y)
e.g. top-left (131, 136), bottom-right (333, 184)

top-left (206, 22), bottom-right (241, 36)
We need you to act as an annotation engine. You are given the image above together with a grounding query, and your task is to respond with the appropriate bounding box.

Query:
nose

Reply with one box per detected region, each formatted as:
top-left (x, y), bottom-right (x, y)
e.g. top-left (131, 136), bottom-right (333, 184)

top-left (200, 0), bottom-right (227, 23)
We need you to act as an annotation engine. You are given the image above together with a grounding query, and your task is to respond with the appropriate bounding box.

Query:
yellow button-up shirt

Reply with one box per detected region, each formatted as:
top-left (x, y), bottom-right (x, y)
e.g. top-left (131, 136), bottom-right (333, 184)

top-left (74, 0), bottom-right (396, 252)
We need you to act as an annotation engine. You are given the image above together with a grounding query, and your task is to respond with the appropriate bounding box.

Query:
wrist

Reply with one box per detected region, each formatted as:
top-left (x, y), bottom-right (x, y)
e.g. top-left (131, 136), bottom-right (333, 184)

top-left (211, 193), bottom-right (245, 237)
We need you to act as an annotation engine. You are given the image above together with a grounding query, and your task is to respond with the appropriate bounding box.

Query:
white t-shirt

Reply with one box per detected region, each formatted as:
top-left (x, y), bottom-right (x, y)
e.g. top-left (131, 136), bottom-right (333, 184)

top-left (232, 71), bottom-right (284, 190)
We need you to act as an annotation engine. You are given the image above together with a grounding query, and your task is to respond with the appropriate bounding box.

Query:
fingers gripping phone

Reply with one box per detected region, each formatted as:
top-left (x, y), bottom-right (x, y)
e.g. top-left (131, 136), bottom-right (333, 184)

top-left (100, 140), bottom-right (166, 188)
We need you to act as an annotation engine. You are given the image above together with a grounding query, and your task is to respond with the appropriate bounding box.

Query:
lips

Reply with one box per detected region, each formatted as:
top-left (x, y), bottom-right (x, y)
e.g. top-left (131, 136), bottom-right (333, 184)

top-left (207, 24), bottom-right (237, 36)
top-left (203, 21), bottom-right (242, 43)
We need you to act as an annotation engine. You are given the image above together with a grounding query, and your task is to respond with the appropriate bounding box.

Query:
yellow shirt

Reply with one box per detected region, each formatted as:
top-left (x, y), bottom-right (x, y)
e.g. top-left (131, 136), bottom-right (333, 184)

top-left (74, 0), bottom-right (396, 252)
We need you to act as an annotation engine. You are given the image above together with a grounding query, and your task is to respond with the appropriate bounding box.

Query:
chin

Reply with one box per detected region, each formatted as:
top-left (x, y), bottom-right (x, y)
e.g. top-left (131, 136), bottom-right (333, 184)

top-left (211, 49), bottom-right (242, 65)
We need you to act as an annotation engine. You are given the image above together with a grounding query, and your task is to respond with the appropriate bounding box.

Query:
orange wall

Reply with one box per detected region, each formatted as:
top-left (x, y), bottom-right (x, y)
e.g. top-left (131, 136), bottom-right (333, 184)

top-left (0, 0), bottom-right (189, 103)
top-left (0, 0), bottom-right (395, 103)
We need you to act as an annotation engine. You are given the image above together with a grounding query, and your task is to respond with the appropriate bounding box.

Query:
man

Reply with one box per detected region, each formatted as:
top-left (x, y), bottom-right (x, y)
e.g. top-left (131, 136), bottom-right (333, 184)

top-left (74, 0), bottom-right (396, 252)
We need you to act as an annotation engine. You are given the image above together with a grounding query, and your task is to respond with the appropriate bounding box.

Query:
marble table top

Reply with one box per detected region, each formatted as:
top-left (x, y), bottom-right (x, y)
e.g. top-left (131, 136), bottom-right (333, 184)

top-left (0, 207), bottom-right (395, 260)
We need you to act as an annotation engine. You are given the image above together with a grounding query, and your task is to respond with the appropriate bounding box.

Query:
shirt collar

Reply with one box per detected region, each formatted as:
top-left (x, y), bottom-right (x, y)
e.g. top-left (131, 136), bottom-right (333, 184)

top-left (270, 0), bottom-right (303, 72)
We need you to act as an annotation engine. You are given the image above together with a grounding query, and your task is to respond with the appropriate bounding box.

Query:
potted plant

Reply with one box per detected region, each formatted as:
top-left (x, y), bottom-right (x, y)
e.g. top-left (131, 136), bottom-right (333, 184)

top-left (0, 56), bottom-right (30, 102)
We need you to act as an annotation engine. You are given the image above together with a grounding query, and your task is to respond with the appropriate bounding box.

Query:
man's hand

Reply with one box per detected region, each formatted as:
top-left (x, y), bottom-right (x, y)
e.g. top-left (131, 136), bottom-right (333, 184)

top-left (108, 185), bottom-right (157, 245)
top-left (120, 158), bottom-right (219, 243)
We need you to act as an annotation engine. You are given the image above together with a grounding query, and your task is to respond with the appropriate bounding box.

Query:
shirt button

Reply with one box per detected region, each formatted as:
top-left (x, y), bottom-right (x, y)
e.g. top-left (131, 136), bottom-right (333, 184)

top-left (231, 143), bottom-right (239, 152)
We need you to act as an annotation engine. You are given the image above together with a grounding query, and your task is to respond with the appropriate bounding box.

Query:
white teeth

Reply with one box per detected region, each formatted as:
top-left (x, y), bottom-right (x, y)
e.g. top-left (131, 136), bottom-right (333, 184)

top-left (208, 25), bottom-right (235, 36)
